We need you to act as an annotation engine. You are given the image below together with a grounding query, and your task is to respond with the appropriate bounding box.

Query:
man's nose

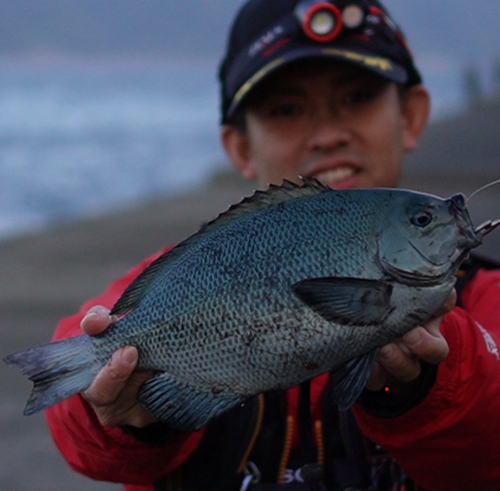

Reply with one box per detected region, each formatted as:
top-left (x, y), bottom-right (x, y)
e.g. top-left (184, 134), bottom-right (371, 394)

top-left (306, 107), bottom-right (352, 152)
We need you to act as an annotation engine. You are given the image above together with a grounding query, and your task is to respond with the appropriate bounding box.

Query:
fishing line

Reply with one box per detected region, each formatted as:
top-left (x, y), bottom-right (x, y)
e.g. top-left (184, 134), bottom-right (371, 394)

top-left (466, 178), bottom-right (500, 203)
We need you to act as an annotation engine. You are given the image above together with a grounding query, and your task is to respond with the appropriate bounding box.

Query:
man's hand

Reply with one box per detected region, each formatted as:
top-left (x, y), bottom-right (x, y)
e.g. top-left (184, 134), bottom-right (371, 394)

top-left (365, 290), bottom-right (456, 391)
top-left (80, 305), bottom-right (158, 428)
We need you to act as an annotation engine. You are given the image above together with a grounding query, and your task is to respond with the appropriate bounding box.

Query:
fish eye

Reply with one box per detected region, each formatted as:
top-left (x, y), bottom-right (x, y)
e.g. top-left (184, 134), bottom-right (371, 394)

top-left (411, 210), bottom-right (433, 227)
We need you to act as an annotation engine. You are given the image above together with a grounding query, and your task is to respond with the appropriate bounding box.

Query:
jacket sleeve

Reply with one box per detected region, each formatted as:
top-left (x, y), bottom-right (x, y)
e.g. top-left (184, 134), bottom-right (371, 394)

top-left (45, 249), bottom-right (205, 486)
top-left (352, 269), bottom-right (500, 491)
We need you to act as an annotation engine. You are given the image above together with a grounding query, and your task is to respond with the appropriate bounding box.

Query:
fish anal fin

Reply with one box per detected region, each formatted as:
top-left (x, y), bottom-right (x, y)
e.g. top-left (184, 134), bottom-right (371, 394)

top-left (138, 373), bottom-right (243, 431)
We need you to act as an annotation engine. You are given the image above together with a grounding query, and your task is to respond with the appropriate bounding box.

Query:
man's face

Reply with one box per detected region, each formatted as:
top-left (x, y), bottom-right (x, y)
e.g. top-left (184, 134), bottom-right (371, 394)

top-left (222, 60), bottom-right (428, 190)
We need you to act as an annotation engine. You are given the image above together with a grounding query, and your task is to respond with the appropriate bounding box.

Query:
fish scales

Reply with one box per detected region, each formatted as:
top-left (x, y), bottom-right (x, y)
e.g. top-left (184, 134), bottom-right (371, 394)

top-left (4, 180), bottom-right (499, 430)
top-left (113, 191), bottom-right (382, 379)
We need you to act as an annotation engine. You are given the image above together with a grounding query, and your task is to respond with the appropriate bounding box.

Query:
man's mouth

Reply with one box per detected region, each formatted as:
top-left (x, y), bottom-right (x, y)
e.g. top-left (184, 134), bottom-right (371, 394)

top-left (311, 166), bottom-right (359, 187)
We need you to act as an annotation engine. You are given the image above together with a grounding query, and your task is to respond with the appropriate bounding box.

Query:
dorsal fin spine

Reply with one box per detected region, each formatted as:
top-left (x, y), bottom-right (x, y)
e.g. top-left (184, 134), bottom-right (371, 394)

top-left (201, 178), bottom-right (330, 232)
top-left (110, 179), bottom-right (330, 317)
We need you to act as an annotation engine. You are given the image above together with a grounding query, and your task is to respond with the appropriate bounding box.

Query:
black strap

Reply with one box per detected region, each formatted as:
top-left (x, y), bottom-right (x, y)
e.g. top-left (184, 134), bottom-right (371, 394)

top-left (158, 395), bottom-right (263, 491)
top-left (357, 361), bottom-right (437, 419)
top-left (295, 381), bottom-right (323, 491)
top-left (297, 381), bottom-right (316, 465)
top-left (322, 374), bottom-right (371, 491)
top-left (247, 390), bottom-right (287, 483)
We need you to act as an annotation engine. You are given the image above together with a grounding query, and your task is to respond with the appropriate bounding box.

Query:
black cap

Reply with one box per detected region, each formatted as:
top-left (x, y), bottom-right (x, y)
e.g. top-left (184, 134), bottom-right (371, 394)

top-left (218, 0), bottom-right (422, 123)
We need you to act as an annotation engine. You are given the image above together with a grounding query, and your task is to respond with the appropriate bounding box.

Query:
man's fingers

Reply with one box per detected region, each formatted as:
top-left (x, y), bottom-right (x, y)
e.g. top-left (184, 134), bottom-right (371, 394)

top-left (83, 346), bottom-right (138, 406)
top-left (377, 342), bottom-right (421, 382)
top-left (364, 305), bottom-right (452, 392)
top-left (400, 319), bottom-right (449, 365)
top-left (81, 305), bottom-right (116, 336)
top-left (93, 370), bottom-right (156, 428)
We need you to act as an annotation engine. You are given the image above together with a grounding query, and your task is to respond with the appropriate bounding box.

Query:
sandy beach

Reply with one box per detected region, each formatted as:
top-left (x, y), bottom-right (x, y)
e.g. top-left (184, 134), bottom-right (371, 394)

top-left (1, 98), bottom-right (499, 490)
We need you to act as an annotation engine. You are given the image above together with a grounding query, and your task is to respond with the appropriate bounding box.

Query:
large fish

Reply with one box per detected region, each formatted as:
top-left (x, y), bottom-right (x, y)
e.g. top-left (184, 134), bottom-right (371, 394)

top-left (4, 180), bottom-right (499, 431)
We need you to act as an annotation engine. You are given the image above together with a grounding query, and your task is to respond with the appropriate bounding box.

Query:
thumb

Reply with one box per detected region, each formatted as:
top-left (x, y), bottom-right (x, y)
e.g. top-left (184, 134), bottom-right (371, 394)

top-left (83, 346), bottom-right (138, 406)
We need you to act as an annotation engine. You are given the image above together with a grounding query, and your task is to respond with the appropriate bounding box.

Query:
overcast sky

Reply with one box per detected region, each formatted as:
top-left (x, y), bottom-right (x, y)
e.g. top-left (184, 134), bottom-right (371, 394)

top-left (0, 1), bottom-right (497, 60)
top-left (1, 0), bottom-right (498, 95)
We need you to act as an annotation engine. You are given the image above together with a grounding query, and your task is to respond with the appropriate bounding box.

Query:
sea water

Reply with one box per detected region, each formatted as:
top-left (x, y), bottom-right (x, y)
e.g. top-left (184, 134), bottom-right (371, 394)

top-left (0, 58), bottom-right (228, 239)
top-left (0, 57), bottom-right (466, 241)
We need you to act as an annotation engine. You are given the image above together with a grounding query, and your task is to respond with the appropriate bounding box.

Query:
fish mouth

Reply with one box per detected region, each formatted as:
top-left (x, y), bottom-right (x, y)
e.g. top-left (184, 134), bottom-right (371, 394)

top-left (379, 193), bottom-right (500, 287)
top-left (448, 193), bottom-right (500, 249)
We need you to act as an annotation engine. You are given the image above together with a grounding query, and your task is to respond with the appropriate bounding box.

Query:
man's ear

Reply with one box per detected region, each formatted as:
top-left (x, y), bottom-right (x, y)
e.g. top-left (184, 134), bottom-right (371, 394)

top-left (220, 125), bottom-right (257, 179)
top-left (402, 85), bottom-right (431, 152)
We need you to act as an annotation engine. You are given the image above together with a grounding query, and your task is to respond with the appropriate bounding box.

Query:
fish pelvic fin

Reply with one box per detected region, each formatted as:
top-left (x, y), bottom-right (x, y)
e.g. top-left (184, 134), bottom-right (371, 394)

top-left (330, 350), bottom-right (379, 410)
top-left (3, 335), bottom-right (99, 416)
top-left (138, 373), bottom-right (243, 431)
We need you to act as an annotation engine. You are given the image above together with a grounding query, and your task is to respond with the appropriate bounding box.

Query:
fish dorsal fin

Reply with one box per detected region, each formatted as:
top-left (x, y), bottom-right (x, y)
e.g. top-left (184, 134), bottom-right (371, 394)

top-left (199, 178), bottom-right (330, 234)
top-left (110, 251), bottom-right (177, 316)
top-left (110, 179), bottom-right (330, 317)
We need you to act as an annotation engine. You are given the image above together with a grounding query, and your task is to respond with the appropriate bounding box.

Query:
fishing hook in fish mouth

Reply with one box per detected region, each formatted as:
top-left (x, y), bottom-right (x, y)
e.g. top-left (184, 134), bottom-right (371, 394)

top-left (460, 178), bottom-right (500, 239)
top-left (474, 219), bottom-right (500, 238)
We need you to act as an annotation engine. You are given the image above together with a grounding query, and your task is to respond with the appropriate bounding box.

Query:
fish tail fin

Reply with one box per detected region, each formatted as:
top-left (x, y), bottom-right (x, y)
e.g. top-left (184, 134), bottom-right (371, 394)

top-left (3, 335), bottom-right (100, 415)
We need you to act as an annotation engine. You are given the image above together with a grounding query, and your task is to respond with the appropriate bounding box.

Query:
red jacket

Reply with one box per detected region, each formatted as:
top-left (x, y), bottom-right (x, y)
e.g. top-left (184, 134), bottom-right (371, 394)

top-left (46, 251), bottom-right (500, 491)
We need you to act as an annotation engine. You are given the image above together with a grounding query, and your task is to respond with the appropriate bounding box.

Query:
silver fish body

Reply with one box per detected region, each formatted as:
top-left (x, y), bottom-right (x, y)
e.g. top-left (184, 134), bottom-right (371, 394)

top-left (4, 181), bottom-right (498, 430)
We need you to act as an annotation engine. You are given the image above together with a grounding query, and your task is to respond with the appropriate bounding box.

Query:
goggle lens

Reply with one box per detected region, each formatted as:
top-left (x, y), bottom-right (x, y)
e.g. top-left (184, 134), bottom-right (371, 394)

top-left (342, 4), bottom-right (364, 29)
top-left (310, 10), bottom-right (336, 36)
top-left (309, 11), bottom-right (335, 36)
top-left (297, 2), bottom-right (342, 42)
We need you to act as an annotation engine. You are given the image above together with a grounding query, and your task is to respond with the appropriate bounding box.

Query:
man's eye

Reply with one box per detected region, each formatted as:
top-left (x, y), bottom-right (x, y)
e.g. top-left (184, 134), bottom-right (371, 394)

top-left (269, 104), bottom-right (301, 117)
top-left (341, 81), bottom-right (389, 107)
top-left (342, 89), bottom-right (374, 106)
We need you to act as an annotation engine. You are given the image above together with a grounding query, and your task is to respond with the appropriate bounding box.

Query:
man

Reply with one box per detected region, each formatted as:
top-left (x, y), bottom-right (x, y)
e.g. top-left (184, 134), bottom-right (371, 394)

top-left (46, 1), bottom-right (500, 490)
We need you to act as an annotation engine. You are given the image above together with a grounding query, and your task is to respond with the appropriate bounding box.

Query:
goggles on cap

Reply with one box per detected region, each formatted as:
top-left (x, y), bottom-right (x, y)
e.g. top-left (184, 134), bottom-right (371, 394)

top-left (294, 0), bottom-right (401, 43)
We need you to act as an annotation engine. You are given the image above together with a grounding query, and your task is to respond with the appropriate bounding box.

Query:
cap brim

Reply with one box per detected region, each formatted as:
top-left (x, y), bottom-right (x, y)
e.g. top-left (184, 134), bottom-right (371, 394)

top-left (226, 44), bottom-right (408, 120)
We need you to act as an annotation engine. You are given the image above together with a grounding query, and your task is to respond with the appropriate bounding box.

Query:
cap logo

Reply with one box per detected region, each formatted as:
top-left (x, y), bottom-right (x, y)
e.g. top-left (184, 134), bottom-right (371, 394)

top-left (249, 25), bottom-right (286, 58)
top-left (321, 48), bottom-right (393, 71)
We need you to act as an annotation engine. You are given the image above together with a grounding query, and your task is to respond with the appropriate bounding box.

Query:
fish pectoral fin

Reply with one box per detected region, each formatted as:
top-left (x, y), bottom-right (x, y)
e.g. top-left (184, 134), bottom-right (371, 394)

top-left (138, 373), bottom-right (243, 432)
top-left (292, 277), bottom-right (393, 325)
top-left (330, 350), bottom-right (379, 410)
